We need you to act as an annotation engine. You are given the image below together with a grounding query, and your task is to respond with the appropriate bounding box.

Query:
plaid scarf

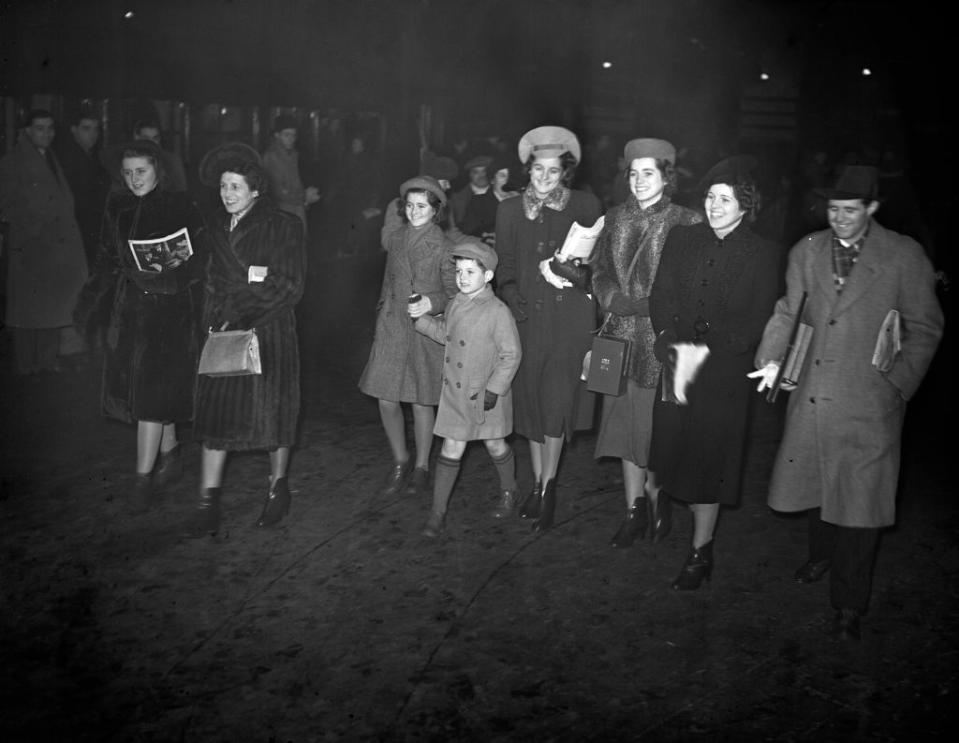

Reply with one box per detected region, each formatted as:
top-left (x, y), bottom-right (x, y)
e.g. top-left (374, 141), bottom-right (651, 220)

top-left (522, 183), bottom-right (570, 221)
top-left (831, 230), bottom-right (867, 292)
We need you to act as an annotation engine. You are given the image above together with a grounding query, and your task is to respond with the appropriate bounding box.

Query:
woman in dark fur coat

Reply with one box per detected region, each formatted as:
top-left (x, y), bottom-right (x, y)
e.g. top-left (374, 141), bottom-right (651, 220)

top-left (187, 159), bottom-right (306, 537)
top-left (74, 141), bottom-right (206, 511)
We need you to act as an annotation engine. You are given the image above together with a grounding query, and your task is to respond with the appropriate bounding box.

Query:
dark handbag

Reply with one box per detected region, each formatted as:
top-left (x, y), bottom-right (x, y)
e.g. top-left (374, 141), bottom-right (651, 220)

top-left (198, 324), bottom-right (262, 376)
top-left (585, 314), bottom-right (629, 396)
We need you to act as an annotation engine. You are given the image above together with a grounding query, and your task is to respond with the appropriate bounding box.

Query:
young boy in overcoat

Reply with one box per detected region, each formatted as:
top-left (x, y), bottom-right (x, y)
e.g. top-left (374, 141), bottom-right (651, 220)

top-left (413, 240), bottom-right (522, 536)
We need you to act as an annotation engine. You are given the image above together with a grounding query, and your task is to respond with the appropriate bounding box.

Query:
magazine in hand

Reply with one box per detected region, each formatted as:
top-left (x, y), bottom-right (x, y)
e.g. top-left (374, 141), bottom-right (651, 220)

top-left (872, 309), bottom-right (901, 372)
top-left (557, 215), bottom-right (606, 262)
top-left (128, 227), bottom-right (193, 273)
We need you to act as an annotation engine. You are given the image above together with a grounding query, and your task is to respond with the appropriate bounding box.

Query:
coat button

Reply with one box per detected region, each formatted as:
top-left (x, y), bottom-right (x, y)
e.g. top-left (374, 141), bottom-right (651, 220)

top-left (456, 382), bottom-right (461, 388)
top-left (815, 359), bottom-right (820, 366)
top-left (457, 362), bottom-right (463, 368)
top-left (459, 340), bottom-right (465, 346)
top-left (556, 294), bottom-right (563, 302)
top-left (828, 319), bottom-right (836, 326)
top-left (809, 397), bottom-right (815, 403)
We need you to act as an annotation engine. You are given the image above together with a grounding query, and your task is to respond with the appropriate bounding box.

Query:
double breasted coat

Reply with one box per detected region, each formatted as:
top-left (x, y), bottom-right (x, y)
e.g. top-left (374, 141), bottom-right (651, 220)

top-left (358, 213), bottom-right (456, 404)
top-left (416, 285), bottom-right (522, 440)
top-left (193, 199), bottom-right (305, 451)
top-left (650, 221), bottom-right (782, 505)
top-left (0, 137), bottom-right (88, 328)
top-left (495, 189), bottom-right (602, 441)
top-left (755, 221), bottom-right (943, 527)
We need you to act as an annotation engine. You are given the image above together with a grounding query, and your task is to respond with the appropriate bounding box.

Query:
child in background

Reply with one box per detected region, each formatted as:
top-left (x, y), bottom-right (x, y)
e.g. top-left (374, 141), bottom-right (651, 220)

top-left (413, 240), bottom-right (522, 536)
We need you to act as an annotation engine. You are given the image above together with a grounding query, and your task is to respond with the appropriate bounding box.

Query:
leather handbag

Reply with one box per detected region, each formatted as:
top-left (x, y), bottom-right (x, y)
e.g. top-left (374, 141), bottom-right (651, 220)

top-left (198, 324), bottom-right (262, 376)
top-left (585, 314), bottom-right (629, 396)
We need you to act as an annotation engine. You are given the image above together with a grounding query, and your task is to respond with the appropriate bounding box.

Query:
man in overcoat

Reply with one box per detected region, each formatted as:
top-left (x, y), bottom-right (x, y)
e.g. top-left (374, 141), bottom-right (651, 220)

top-left (752, 165), bottom-right (943, 641)
top-left (0, 109), bottom-right (88, 374)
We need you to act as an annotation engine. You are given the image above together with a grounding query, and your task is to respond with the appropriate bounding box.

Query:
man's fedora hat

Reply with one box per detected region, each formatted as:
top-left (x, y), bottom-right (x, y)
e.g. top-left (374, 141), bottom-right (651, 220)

top-left (815, 165), bottom-right (880, 201)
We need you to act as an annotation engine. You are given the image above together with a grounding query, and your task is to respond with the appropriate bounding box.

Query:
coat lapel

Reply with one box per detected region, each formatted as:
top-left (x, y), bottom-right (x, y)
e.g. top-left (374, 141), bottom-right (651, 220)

top-left (832, 230), bottom-right (885, 317)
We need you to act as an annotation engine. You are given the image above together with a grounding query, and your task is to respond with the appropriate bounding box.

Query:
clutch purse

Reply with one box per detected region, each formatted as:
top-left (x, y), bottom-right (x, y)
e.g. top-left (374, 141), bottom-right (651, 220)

top-left (198, 326), bottom-right (262, 377)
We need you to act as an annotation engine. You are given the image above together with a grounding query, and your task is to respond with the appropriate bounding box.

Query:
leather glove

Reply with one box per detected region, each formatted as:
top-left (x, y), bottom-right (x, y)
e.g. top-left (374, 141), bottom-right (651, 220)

top-left (539, 258), bottom-right (573, 289)
top-left (550, 258), bottom-right (592, 291)
top-left (500, 285), bottom-right (528, 322)
top-left (483, 390), bottom-right (498, 410)
top-left (606, 291), bottom-right (642, 316)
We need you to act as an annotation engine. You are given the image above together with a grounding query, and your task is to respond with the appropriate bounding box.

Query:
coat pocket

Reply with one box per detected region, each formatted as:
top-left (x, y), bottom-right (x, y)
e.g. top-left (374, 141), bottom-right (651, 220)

top-left (469, 379), bottom-right (486, 425)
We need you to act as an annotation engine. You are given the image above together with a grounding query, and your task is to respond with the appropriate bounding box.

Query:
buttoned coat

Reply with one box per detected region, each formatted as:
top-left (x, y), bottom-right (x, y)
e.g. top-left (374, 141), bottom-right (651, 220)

top-left (755, 220), bottom-right (943, 527)
top-left (358, 212), bottom-right (456, 404)
top-left (0, 137), bottom-right (88, 328)
top-left (416, 285), bottom-right (521, 440)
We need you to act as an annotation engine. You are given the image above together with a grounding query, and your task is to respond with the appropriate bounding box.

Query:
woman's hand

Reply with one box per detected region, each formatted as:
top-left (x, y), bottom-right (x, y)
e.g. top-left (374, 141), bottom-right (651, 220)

top-left (408, 296), bottom-right (433, 318)
top-left (747, 362), bottom-right (794, 392)
top-left (539, 258), bottom-right (573, 289)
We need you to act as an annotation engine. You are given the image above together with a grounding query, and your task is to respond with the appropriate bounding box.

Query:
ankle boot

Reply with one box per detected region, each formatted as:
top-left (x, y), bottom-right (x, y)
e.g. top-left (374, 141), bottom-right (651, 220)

top-left (532, 480), bottom-right (557, 533)
top-left (132, 473), bottom-right (153, 513)
top-left (184, 487), bottom-right (222, 538)
top-left (490, 489), bottom-right (518, 519)
top-left (610, 498), bottom-right (648, 548)
top-left (256, 477), bottom-right (291, 528)
top-left (671, 540), bottom-right (713, 590)
top-left (649, 492), bottom-right (672, 543)
top-left (518, 482), bottom-right (542, 519)
top-left (421, 510), bottom-right (446, 538)
top-left (152, 445), bottom-right (183, 492)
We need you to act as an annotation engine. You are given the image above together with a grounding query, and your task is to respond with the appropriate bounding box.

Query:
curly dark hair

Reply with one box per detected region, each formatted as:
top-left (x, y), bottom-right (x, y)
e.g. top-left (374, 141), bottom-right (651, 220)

top-left (703, 177), bottom-right (762, 222)
top-left (220, 159), bottom-right (269, 196)
top-left (524, 150), bottom-right (578, 188)
top-left (624, 157), bottom-right (678, 197)
top-left (398, 187), bottom-right (446, 224)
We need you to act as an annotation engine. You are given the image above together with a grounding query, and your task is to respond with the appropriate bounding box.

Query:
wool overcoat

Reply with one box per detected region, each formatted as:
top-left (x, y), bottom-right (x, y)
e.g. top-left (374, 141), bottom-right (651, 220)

top-left (358, 213), bottom-right (456, 404)
top-left (416, 285), bottom-right (521, 440)
top-left (193, 199), bottom-right (305, 451)
top-left (75, 187), bottom-right (206, 424)
top-left (649, 221), bottom-right (782, 505)
top-left (0, 137), bottom-right (88, 328)
top-left (755, 221), bottom-right (943, 527)
top-left (495, 189), bottom-right (602, 441)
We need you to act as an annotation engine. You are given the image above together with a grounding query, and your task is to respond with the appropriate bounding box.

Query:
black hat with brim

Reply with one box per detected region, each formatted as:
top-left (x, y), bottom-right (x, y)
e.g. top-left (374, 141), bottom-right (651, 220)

top-left (814, 165), bottom-right (880, 201)
top-left (198, 142), bottom-right (262, 187)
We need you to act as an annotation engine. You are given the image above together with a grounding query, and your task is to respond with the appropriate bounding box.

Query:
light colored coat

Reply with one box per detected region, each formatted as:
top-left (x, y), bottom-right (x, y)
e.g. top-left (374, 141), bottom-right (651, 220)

top-left (416, 285), bottom-right (521, 441)
top-left (756, 221), bottom-right (943, 527)
top-left (0, 137), bottom-right (88, 328)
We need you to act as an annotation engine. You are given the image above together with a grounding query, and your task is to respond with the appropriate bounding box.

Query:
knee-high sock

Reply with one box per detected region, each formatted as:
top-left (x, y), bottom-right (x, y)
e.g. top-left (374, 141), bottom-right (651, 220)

top-left (489, 447), bottom-right (517, 492)
top-left (431, 455), bottom-right (461, 516)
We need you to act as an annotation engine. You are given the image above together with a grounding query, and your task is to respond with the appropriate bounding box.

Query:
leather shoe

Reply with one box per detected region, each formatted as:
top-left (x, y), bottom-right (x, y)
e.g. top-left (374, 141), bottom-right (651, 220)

top-left (382, 460), bottom-right (413, 496)
top-left (610, 499), bottom-right (648, 548)
top-left (421, 511), bottom-right (445, 538)
top-left (531, 480), bottom-right (557, 533)
top-left (834, 608), bottom-right (861, 642)
top-left (131, 473), bottom-right (153, 513)
top-left (490, 489), bottom-right (517, 519)
top-left (183, 487), bottom-right (222, 538)
top-left (256, 477), bottom-right (291, 528)
top-left (405, 467), bottom-right (429, 495)
top-left (152, 445), bottom-right (183, 492)
top-left (794, 558), bottom-right (831, 583)
top-left (671, 540), bottom-right (713, 591)
top-left (518, 482), bottom-right (542, 519)
top-left (649, 491), bottom-right (672, 543)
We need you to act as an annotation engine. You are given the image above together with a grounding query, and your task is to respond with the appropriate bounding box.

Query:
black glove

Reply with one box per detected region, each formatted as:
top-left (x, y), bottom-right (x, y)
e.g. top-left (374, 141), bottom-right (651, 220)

top-left (606, 291), bottom-right (642, 316)
top-left (653, 329), bottom-right (677, 362)
top-left (500, 285), bottom-right (528, 322)
top-left (483, 390), bottom-right (498, 410)
top-left (550, 258), bottom-right (592, 291)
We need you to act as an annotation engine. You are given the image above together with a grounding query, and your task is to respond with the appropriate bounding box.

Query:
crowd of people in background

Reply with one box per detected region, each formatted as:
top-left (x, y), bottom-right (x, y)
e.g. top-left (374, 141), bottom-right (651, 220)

top-left (0, 106), bottom-right (946, 643)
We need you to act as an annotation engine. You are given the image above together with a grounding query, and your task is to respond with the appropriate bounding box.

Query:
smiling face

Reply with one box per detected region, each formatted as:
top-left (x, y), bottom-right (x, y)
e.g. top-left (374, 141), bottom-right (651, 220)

top-left (705, 183), bottom-right (746, 238)
top-left (529, 156), bottom-right (563, 199)
top-left (454, 257), bottom-right (492, 296)
top-left (404, 191), bottom-right (436, 228)
top-left (220, 171), bottom-right (259, 214)
top-left (628, 157), bottom-right (665, 208)
top-left (827, 199), bottom-right (877, 242)
top-left (122, 156), bottom-right (158, 197)
top-left (492, 168), bottom-right (510, 189)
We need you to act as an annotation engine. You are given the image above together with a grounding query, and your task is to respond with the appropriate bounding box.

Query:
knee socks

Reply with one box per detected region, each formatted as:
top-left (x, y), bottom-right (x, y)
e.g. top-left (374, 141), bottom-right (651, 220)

top-left (489, 446), bottom-right (517, 492)
top-left (431, 454), bottom-right (461, 516)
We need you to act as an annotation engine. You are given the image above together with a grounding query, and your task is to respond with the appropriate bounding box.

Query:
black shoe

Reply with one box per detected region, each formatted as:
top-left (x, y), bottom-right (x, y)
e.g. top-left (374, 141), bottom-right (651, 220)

top-left (184, 487), bottom-right (222, 538)
top-left (405, 467), bottom-right (430, 495)
top-left (649, 491), bottom-right (672, 543)
top-left (421, 511), bottom-right (446, 538)
top-left (671, 540), bottom-right (713, 591)
top-left (132, 473), bottom-right (153, 513)
top-left (382, 460), bottom-right (413, 496)
top-left (490, 489), bottom-right (518, 519)
top-left (834, 608), bottom-right (861, 642)
top-left (794, 558), bottom-right (832, 583)
top-left (256, 477), bottom-right (291, 528)
top-left (152, 445), bottom-right (183, 492)
top-left (518, 482), bottom-right (543, 519)
top-left (532, 481), bottom-right (557, 533)
top-left (610, 499), bottom-right (648, 548)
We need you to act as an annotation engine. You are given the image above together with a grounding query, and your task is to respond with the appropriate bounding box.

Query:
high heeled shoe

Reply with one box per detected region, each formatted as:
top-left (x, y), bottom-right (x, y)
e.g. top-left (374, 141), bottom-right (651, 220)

top-left (381, 460), bottom-right (413, 496)
top-left (610, 498), bottom-right (648, 548)
top-left (648, 491), bottom-right (672, 543)
top-left (671, 540), bottom-right (713, 590)
top-left (256, 477), bottom-right (291, 528)
top-left (531, 480), bottom-right (557, 533)
top-left (518, 482), bottom-right (543, 520)
top-left (183, 487), bottom-right (222, 538)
